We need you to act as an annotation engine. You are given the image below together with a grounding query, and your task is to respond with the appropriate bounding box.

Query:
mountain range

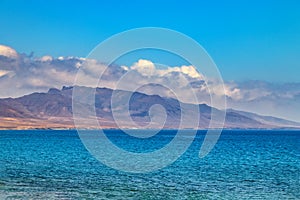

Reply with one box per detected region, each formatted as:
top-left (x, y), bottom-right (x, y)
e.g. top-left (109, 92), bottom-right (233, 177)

top-left (0, 86), bottom-right (300, 130)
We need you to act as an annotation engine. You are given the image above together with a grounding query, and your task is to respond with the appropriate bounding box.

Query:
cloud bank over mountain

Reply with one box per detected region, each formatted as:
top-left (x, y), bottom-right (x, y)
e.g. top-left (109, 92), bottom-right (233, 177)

top-left (0, 45), bottom-right (299, 122)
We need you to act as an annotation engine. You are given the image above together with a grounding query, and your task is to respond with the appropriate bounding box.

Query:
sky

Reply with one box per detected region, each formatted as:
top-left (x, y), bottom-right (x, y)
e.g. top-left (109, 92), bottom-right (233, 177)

top-left (1, 0), bottom-right (300, 82)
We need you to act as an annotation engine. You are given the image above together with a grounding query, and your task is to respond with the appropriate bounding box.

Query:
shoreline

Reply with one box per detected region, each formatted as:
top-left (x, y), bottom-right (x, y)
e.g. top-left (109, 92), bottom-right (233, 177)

top-left (1, 128), bottom-right (300, 131)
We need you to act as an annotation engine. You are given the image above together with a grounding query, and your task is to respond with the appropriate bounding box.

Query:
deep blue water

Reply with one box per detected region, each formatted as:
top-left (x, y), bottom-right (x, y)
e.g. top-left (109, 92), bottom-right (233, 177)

top-left (0, 130), bottom-right (299, 199)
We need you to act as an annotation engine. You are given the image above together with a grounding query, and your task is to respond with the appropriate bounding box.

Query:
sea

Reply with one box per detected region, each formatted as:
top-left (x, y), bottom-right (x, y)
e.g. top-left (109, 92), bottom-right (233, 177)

top-left (0, 130), bottom-right (299, 199)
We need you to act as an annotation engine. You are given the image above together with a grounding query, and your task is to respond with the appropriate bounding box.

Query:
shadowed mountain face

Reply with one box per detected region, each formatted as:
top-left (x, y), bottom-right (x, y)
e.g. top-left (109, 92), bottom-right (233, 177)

top-left (0, 86), bottom-right (299, 129)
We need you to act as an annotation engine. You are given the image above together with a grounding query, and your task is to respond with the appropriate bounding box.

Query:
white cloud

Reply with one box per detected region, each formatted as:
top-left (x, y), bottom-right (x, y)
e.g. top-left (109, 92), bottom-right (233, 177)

top-left (0, 47), bottom-right (299, 122)
top-left (180, 65), bottom-right (202, 78)
top-left (130, 59), bottom-right (156, 76)
top-left (124, 59), bottom-right (204, 79)
top-left (0, 45), bottom-right (18, 59)
top-left (0, 70), bottom-right (14, 78)
top-left (38, 55), bottom-right (53, 62)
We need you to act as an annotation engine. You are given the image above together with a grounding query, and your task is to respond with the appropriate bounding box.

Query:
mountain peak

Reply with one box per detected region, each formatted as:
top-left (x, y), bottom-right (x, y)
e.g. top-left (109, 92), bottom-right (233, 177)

top-left (48, 88), bottom-right (61, 94)
top-left (62, 86), bottom-right (73, 91)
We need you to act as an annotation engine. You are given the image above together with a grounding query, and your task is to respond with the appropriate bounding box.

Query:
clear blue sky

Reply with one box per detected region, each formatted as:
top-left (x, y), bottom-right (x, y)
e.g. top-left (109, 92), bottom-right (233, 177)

top-left (1, 0), bottom-right (299, 82)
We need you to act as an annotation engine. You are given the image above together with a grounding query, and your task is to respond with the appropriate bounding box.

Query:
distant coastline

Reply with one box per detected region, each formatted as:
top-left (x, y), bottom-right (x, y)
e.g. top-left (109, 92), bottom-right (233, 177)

top-left (1, 126), bottom-right (300, 131)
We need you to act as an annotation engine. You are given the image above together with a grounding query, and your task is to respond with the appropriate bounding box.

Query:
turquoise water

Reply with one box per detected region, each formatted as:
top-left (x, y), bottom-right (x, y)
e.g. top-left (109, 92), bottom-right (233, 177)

top-left (0, 130), bottom-right (299, 199)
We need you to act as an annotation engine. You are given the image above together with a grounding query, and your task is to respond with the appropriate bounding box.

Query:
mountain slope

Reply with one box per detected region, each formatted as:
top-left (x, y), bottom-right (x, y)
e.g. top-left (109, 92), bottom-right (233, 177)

top-left (0, 86), bottom-right (299, 129)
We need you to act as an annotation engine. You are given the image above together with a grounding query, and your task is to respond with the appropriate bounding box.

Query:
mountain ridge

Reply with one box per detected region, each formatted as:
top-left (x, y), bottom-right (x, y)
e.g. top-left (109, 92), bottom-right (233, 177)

top-left (0, 86), bottom-right (299, 130)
